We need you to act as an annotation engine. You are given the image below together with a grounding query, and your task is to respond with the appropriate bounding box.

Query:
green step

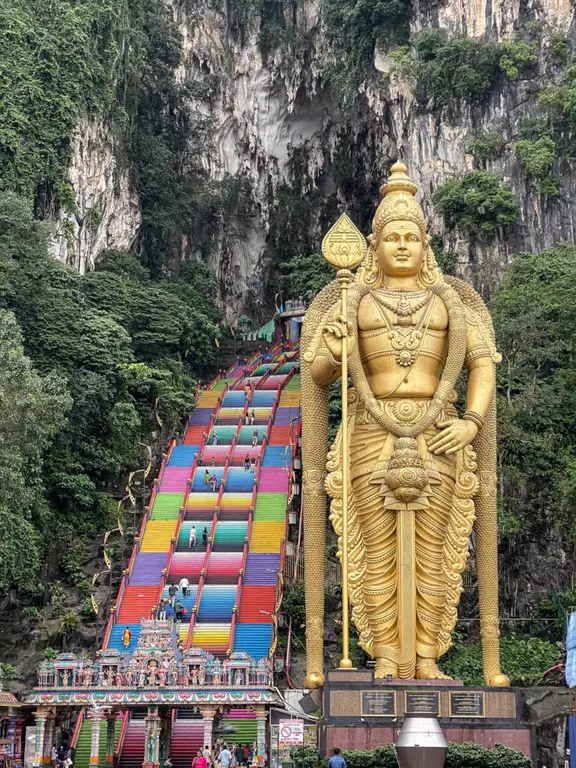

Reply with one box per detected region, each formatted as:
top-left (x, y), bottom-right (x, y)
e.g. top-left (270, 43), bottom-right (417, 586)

top-left (222, 719), bottom-right (257, 742)
top-left (213, 522), bottom-right (248, 546)
top-left (285, 375), bottom-right (300, 390)
top-left (254, 493), bottom-right (288, 521)
top-left (74, 719), bottom-right (122, 768)
top-left (151, 492), bottom-right (185, 520)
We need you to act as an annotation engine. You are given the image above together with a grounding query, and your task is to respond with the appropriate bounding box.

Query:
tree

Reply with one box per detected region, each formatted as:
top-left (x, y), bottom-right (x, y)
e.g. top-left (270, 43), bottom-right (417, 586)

top-left (0, 310), bottom-right (70, 591)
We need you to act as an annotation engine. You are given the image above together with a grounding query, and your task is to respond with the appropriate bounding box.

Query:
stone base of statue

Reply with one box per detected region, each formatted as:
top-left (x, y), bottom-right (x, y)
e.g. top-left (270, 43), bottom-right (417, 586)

top-left (319, 670), bottom-right (533, 760)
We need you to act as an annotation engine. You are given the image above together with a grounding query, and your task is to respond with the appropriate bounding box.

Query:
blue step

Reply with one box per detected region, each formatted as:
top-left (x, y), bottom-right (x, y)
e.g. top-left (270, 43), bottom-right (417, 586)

top-left (262, 446), bottom-right (290, 467)
top-left (225, 468), bottom-right (255, 492)
top-left (197, 585), bottom-right (236, 622)
top-left (233, 624), bottom-right (272, 659)
top-left (192, 467), bottom-right (224, 491)
top-left (222, 392), bottom-right (246, 407)
top-left (160, 586), bottom-right (199, 622)
top-left (168, 445), bottom-right (200, 467)
top-left (250, 392), bottom-right (276, 407)
top-left (107, 623), bottom-right (141, 653)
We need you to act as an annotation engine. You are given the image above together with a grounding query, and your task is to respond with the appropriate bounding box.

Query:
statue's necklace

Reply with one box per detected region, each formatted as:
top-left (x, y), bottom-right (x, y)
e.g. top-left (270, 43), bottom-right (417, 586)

top-left (372, 288), bottom-right (432, 326)
top-left (371, 289), bottom-right (434, 368)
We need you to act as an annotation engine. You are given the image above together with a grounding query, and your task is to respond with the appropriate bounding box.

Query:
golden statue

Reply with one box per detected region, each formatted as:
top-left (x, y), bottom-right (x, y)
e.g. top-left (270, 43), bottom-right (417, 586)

top-left (301, 162), bottom-right (509, 688)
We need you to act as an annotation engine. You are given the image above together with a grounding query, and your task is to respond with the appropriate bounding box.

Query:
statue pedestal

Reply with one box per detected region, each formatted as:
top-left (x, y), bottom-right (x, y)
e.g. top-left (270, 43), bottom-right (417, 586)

top-left (321, 670), bottom-right (533, 760)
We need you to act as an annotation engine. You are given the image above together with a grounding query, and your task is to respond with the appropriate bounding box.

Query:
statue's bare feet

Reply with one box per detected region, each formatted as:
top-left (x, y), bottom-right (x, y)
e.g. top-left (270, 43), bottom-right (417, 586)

top-left (416, 658), bottom-right (452, 680)
top-left (375, 658), bottom-right (398, 679)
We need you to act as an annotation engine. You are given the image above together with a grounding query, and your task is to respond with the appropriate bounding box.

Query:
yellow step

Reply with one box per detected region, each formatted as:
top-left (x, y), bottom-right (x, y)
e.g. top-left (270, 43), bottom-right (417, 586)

top-left (140, 521), bottom-right (177, 551)
top-left (249, 521), bottom-right (285, 552)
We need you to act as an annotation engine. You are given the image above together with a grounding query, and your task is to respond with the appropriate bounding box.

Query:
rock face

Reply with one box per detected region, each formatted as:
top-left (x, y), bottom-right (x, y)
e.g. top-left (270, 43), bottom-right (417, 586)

top-left (57, 0), bottom-right (576, 313)
top-left (51, 116), bottom-right (141, 273)
top-left (523, 687), bottom-right (572, 768)
top-left (169, 0), bottom-right (576, 317)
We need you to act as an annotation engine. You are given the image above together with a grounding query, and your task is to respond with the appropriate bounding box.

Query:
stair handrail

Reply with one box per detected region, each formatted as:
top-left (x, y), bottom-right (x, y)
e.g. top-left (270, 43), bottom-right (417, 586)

top-left (70, 709), bottom-right (85, 750)
top-left (115, 711), bottom-right (130, 762)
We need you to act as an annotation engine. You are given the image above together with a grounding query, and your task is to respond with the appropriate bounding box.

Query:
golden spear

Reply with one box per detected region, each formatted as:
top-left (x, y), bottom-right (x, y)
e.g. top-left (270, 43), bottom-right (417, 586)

top-left (321, 213), bottom-right (367, 668)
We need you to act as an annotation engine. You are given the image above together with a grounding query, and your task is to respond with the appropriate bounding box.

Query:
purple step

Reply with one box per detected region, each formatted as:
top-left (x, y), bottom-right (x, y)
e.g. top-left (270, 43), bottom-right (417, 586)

top-left (130, 552), bottom-right (167, 585)
top-left (243, 553), bottom-right (280, 585)
top-left (190, 408), bottom-right (213, 426)
top-left (273, 408), bottom-right (297, 426)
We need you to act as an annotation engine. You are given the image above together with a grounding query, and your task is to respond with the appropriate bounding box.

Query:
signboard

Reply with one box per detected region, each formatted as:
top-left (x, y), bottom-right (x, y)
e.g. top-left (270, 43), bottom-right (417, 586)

top-left (360, 691), bottom-right (396, 717)
top-left (279, 719), bottom-right (304, 746)
top-left (450, 691), bottom-right (485, 718)
top-left (405, 691), bottom-right (440, 716)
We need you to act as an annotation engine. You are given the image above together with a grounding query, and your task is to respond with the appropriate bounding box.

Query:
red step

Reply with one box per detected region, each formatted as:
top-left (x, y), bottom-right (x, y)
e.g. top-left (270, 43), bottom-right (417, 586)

top-left (269, 426), bottom-right (291, 445)
top-left (116, 586), bottom-right (158, 623)
top-left (184, 426), bottom-right (207, 445)
top-left (238, 586), bottom-right (276, 622)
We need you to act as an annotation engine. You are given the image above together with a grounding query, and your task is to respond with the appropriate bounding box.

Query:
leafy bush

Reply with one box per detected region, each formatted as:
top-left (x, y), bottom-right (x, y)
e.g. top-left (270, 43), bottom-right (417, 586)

top-left (292, 744), bottom-right (530, 768)
top-left (432, 171), bottom-right (520, 240)
top-left (415, 30), bottom-right (502, 107)
top-left (499, 40), bottom-right (538, 79)
top-left (441, 636), bottom-right (560, 686)
top-left (467, 131), bottom-right (507, 163)
top-left (322, 0), bottom-right (412, 102)
top-left (515, 136), bottom-right (560, 197)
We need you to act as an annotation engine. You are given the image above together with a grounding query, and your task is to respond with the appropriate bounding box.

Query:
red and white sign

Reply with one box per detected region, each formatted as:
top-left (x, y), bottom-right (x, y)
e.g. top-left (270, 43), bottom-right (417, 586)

top-left (279, 719), bottom-right (304, 746)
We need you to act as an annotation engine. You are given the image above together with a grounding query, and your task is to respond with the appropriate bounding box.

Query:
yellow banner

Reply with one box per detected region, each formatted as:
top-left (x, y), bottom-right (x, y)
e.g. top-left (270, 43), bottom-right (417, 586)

top-left (91, 594), bottom-right (98, 614)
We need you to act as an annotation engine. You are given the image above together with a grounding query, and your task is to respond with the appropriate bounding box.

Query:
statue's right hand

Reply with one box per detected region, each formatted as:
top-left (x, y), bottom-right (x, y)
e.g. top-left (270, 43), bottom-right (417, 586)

top-left (323, 315), bottom-right (354, 363)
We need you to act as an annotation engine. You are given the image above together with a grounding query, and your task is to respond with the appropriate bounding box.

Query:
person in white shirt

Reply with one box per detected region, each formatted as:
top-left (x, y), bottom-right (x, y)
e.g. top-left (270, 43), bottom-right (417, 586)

top-left (189, 526), bottom-right (197, 548)
top-left (179, 576), bottom-right (189, 598)
top-left (219, 746), bottom-right (232, 768)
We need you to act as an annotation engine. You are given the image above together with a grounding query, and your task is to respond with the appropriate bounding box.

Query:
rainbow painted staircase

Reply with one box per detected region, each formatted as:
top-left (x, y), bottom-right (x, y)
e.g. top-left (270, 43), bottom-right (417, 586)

top-left (74, 343), bottom-right (300, 767)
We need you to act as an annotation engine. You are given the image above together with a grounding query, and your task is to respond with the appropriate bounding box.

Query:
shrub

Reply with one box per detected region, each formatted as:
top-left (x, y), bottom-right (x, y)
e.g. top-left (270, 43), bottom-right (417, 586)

top-left (441, 636), bottom-right (561, 686)
top-left (467, 131), bottom-right (507, 163)
top-left (292, 744), bottom-right (530, 768)
top-left (515, 136), bottom-right (560, 197)
top-left (432, 171), bottom-right (520, 240)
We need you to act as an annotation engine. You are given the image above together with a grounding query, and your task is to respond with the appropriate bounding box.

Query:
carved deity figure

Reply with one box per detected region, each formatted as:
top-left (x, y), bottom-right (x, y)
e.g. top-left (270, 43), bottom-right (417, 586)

top-left (302, 162), bottom-right (509, 687)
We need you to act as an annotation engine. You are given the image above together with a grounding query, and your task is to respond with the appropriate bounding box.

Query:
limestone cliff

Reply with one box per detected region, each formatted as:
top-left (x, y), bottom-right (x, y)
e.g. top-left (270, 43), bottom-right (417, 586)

top-left (57, 0), bottom-right (576, 318)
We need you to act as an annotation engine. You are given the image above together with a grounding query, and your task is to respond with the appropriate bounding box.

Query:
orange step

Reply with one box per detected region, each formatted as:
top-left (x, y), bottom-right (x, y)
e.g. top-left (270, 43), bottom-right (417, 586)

top-left (238, 586), bottom-right (276, 623)
top-left (116, 586), bottom-right (158, 623)
top-left (269, 426), bottom-right (291, 445)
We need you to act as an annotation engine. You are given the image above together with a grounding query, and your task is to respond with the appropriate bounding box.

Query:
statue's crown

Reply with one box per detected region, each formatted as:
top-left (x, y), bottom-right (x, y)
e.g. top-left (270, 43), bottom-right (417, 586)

top-left (371, 161), bottom-right (426, 240)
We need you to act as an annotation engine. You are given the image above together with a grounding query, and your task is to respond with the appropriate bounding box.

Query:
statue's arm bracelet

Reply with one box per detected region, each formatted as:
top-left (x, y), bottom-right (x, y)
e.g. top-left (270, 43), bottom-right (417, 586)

top-left (463, 410), bottom-right (484, 429)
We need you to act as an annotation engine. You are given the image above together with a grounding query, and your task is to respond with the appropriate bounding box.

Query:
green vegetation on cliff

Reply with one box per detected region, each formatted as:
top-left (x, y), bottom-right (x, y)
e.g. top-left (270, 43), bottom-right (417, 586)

top-left (0, 193), bottom-right (220, 594)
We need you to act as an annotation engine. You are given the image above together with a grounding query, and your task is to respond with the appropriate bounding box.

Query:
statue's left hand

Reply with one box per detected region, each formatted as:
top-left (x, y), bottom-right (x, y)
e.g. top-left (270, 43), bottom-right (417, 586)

top-left (428, 418), bottom-right (478, 455)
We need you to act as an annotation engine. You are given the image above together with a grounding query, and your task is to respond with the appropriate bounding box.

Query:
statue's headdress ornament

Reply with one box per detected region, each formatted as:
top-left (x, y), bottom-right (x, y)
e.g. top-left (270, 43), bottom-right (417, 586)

top-left (358, 161), bottom-right (440, 287)
top-left (371, 161), bottom-right (426, 241)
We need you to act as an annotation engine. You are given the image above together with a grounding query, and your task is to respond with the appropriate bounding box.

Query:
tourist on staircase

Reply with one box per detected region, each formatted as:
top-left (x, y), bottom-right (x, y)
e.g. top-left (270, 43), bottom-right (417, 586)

top-left (179, 576), bottom-right (190, 597)
top-left (168, 583), bottom-right (177, 606)
top-left (249, 457), bottom-right (256, 473)
top-left (249, 410), bottom-right (256, 426)
top-left (174, 599), bottom-right (184, 624)
top-left (189, 525), bottom-right (197, 548)
top-left (210, 473), bottom-right (218, 492)
top-left (204, 469), bottom-right (210, 485)
top-left (202, 527), bottom-right (208, 547)
top-left (243, 454), bottom-right (251, 471)
top-left (122, 626), bottom-right (131, 650)
top-left (212, 430), bottom-right (219, 446)
top-left (251, 430), bottom-right (259, 447)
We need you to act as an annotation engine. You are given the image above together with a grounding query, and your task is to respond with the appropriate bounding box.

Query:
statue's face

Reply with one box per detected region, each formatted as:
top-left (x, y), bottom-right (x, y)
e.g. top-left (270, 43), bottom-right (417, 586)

top-left (377, 221), bottom-right (425, 278)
